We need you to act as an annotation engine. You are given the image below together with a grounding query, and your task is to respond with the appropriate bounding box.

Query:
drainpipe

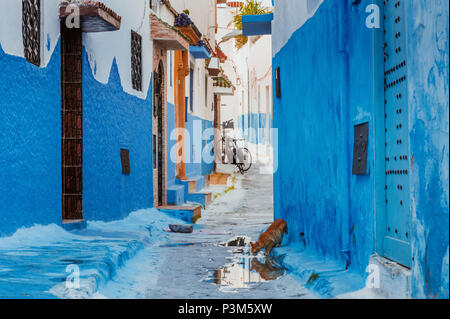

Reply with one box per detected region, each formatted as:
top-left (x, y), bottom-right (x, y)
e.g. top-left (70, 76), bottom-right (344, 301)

top-left (338, 2), bottom-right (352, 269)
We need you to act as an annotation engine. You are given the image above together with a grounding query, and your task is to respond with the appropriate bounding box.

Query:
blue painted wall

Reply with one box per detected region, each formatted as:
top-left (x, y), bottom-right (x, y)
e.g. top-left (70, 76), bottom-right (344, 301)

top-left (0, 41), bottom-right (155, 236)
top-left (237, 112), bottom-right (268, 145)
top-left (273, 0), bottom-right (355, 270)
top-left (272, 0), bottom-right (448, 298)
top-left (166, 103), bottom-right (214, 187)
top-left (405, 0), bottom-right (449, 299)
top-left (167, 102), bottom-right (177, 187)
top-left (184, 112), bottom-right (214, 180)
top-left (0, 43), bottom-right (62, 237)
top-left (82, 52), bottom-right (154, 222)
top-left (201, 117), bottom-right (215, 176)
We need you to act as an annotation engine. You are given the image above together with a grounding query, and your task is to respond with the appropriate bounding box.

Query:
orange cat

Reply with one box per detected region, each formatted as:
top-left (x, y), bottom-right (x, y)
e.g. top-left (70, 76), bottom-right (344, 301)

top-left (250, 219), bottom-right (288, 255)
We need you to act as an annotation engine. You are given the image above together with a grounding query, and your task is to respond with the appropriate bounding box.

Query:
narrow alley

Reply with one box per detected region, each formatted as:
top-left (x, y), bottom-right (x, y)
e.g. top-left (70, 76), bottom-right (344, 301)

top-left (94, 164), bottom-right (315, 299)
top-left (0, 0), bottom-right (448, 303)
top-left (0, 163), bottom-right (315, 299)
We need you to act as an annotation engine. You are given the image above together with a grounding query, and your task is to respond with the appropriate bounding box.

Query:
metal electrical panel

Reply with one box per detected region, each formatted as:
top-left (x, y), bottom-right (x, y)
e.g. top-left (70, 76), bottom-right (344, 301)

top-left (120, 149), bottom-right (131, 175)
top-left (275, 67), bottom-right (281, 98)
top-left (352, 122), bottom-right (369, 175)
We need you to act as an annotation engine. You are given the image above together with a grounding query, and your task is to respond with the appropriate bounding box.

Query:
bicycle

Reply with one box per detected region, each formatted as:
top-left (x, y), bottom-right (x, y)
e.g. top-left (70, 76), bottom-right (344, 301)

top-left (215, 135), bottom-right (252, 174)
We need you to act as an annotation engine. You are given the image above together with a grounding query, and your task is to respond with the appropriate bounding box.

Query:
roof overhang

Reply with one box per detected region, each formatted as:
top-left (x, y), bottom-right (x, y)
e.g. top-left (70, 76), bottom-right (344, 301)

top-left (242, 13), bottom-right (273, 36)
top-left (221, 29), bottom-right (242, 43)
top-left (150, 14), bottom-right (190, 51)
top-left (59, 1), bottom-right (121, 33)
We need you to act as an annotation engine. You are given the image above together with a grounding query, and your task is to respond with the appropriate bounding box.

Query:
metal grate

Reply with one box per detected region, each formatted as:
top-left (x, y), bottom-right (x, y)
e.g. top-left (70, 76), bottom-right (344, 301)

top-left (352, 123), bottom-right (369, 175)
top-left (120, 149), bottom-right (131, 175)
top-left (22, 0), bottom-right (41, 66)
top-left (61, 23), bottom-right (83, 220)
top-left (131, 30), bottom-right (143, 91)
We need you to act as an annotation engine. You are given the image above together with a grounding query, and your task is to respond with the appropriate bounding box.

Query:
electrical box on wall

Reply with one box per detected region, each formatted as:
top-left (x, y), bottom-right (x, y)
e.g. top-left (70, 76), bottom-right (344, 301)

top-left (352, 122), bottom-right (369, 175)
top-left (120, 149), bottom-right (131, 175)
top-left (275, 67), bottom-right (281, 98)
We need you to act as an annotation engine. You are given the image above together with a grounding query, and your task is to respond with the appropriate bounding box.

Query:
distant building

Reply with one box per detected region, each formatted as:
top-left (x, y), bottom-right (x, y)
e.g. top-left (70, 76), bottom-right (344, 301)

top-left (216, 0), bottom-right (273, 149)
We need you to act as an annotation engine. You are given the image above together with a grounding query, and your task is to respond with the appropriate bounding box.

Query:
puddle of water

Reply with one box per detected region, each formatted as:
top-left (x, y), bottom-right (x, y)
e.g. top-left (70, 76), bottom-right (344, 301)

top-left (212, 256), bottom-right (285, 290)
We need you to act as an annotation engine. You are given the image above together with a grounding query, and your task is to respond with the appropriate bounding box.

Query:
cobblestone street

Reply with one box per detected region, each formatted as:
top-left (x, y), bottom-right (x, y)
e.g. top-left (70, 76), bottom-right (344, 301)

top-left (96, 164), bottom-right (316, 299)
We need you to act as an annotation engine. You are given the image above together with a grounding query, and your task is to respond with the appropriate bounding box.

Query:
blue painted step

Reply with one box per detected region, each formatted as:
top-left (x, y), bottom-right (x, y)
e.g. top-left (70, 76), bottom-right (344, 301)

top-left (175, 175), bottom-right (211, 206)
top-left (157, 205), bottom-right (202, 223)
top-left (186, 191), bottom-right (212, 206)
top-left (176, 175), bottom-right (205, 196)
top-left (167, 184), bottom-right (185, 206)
top-left (61, 219), bottom-right (87, 231)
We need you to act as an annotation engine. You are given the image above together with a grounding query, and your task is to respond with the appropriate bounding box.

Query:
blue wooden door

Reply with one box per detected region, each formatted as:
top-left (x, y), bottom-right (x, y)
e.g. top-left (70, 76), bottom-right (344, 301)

top-left (382, 0), bottom-right (411, 267)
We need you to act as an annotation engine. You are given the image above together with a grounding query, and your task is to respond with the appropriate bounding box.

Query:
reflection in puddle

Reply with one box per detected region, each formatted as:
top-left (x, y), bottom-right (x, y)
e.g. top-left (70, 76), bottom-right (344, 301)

top-left (213, 256), bottom-right (284, 290)
top-left (250, 258), bottom-right (285, 281)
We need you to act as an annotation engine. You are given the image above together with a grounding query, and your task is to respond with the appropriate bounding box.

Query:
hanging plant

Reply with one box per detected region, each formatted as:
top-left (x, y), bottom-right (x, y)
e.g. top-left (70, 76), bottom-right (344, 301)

top-left (232, 0), bottom-right (271, 50)
top-left (175, 12), bottom-right (193, 27)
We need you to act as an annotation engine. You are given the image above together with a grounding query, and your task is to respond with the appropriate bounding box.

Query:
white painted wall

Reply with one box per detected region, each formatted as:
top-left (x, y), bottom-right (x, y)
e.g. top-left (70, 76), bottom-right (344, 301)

top-left (215, 3), bottom-right (245, 125)
top-left (0, 0), bottom-right (155, 100)
top-left (171, 0), bottom-right (216, 42)
top-left (0, 0), bottom-right (217, 107)
top-left (215, 1), bottom-right (272, 137)
top-left (168, 0), bottom-right (216, 122)
top-left (166, 50), bottom-right (175, 105)
top-left (272, 0), bottom-right (324, 56)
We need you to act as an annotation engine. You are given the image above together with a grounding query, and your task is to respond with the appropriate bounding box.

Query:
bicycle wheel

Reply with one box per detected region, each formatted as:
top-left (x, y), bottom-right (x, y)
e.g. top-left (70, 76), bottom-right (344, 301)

top-left (239, 148), bottom-right (252, 172)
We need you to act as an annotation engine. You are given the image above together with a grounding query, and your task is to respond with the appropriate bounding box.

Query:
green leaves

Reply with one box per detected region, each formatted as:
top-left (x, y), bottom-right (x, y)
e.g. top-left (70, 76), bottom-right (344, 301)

top-left (232, 0), bottom-right (271, 49)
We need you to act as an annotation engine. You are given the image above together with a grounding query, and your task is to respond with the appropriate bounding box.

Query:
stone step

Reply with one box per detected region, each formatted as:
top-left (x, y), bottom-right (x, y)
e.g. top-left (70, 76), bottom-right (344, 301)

top-left (157, 205), bottom-right (202, 223)
top-left (167, 184), bottom-right (185, 206)
top-left (186, 191), bottom-right (212, 206)
top-left (208, 173), bottom-right (230, 185)
top-left (174, 175), bottom-right (211, 207)
top-left (61, 219), bottom-right (87, 231)
top-left (176, 175), bottom-right (205, 194)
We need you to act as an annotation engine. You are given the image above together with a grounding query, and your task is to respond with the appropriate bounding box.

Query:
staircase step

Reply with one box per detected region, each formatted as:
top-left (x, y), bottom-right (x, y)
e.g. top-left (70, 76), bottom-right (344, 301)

top-left (186, 191), bottom-right (212, 206)
top-left (167, 184), bottom-right (185, 206)
top-left (157, 205), bottom-right (202, 223)
top-left (61, 219), bottom-right (87, 231)
top-left (176, 179), bottom-right (196, 197)
top-left (208, 173), bottom-right (231, 185)
top-left (176, 175), bottom-right (206, 195)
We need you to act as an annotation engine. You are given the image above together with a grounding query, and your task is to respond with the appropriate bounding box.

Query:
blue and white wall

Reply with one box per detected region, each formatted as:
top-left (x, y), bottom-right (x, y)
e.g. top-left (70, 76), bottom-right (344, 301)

top-left (0, 0), bottom-right (155, 236)
top-left (165, 0), bottom-right (216, 189)
top-left (272, 0), bottom-right (448, 298)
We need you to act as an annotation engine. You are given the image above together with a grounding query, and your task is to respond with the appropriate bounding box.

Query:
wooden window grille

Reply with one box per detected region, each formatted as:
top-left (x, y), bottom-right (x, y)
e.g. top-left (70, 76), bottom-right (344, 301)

top-left (131, 30), bottom-right (142, 91)
top-left (22, 0), bottom-right (41, 66)
top-left (120, 149), bottom-right (131, 175)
